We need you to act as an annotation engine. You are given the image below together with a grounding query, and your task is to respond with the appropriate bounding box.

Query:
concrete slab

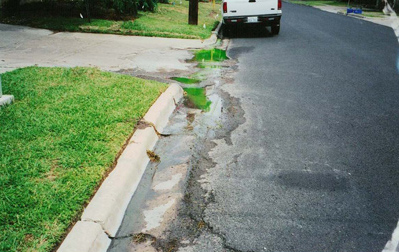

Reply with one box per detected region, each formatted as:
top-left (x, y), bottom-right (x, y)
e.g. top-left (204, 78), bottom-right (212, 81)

top-left (0, 95), bottom-right (14, 106)
top-left (57, 221), bottom-right (111, 252)
top-left (0, 23), bottom-right (216, 74)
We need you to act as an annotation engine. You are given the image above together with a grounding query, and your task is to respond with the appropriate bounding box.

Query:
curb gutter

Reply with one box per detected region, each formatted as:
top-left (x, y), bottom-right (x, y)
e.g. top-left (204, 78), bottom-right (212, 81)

top-left (201, 20), bottom-right (223, 46)
top-left (57, 83), bottom-right (184, 252)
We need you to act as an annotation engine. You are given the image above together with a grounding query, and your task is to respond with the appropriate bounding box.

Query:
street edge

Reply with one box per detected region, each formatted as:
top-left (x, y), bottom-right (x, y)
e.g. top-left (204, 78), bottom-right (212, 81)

top-left (57, 83), bottom-right (184, 252)
top-left (285, 0), bottom-right (393, 28)
top-left (201, 20), bottom-right (223, 46)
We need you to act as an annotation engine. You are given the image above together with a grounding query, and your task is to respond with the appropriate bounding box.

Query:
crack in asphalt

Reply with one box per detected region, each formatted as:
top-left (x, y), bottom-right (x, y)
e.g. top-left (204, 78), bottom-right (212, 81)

top-left (112, 232), bottom-right (157, 242)
top-left (193, 211), bottom-right (253, 252)
top-left (137, 119), bottom-right (172, 137)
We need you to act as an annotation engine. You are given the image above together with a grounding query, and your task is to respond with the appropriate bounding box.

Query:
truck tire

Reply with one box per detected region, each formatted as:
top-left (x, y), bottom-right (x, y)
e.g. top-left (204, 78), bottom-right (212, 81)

top-left (271, 22), bottom-right (280, 35)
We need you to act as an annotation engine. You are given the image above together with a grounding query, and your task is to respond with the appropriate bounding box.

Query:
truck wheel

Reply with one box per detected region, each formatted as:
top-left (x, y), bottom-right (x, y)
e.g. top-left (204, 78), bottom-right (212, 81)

top-left (271, 23), bottom-right (280, 35)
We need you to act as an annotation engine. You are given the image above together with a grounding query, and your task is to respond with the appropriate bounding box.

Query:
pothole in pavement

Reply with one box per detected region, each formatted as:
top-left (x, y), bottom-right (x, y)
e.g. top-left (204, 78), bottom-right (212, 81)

top-left (170, 77), bottom-right (201, 85)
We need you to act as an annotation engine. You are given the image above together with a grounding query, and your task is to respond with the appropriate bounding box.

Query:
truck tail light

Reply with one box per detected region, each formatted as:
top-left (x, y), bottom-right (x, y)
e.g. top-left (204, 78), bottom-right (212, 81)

top-left (223, 2), bottom-right (228, 13)
top-left (278, 0), bottom-right (281, 10)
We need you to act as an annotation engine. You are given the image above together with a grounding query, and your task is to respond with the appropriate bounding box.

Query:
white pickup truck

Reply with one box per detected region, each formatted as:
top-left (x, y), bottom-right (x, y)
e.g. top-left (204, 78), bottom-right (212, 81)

top-left (222, 0), bottom-right (282, 35)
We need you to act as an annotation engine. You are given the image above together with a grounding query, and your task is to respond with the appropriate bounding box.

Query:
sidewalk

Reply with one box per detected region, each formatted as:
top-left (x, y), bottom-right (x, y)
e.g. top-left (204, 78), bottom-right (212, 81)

top-left (0, 23), bottom-right (217, 74)
top-left (311, 4), bottom-right (393, 27)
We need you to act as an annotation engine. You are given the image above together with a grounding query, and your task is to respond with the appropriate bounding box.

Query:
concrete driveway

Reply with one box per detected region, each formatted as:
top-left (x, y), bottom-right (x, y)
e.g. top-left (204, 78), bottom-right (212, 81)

top-left (0, 23), bottom-right (214, 74)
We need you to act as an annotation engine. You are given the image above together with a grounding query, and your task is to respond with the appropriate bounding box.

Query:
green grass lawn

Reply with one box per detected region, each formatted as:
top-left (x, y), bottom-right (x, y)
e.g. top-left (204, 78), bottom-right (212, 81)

top-left (0, 67), bottom-right (167, 252)
top-left (362, 10), bottom-right (385, 17)
top-left (0, 1), bottom-right (220, 39)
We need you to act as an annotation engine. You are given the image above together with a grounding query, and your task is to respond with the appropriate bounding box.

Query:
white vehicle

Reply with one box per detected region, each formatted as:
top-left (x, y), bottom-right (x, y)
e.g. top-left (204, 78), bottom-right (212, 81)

top-left (222, 0), bottom-right (282, 35)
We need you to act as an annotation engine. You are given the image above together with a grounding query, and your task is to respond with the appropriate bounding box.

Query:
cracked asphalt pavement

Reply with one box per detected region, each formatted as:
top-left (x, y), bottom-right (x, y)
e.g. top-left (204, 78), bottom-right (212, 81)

top-left (109, 2), bottom-right (399, 252)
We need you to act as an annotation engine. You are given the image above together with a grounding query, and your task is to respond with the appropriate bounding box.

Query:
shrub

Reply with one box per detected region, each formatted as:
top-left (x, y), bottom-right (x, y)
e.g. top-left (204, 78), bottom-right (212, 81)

top-left (1, 0), bottom-right (21, 16)
top-left (0, 0), bottom-right (159, 18)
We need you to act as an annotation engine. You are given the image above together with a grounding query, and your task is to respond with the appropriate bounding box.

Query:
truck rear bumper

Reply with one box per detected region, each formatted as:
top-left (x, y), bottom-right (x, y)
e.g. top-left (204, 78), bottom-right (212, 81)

top-left (223, 14), bottom-right (281, 26)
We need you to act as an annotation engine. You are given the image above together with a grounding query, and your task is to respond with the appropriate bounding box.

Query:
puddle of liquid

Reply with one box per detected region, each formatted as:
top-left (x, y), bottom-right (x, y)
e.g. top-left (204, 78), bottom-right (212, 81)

top-left (193, 48), bottom-right (228, 62)
top-left (170, 77), bottom-right (201, 85)
top-left (197, 62), bottom-right (222, 69)
top-left (183, 88), bottom-right (212, 112)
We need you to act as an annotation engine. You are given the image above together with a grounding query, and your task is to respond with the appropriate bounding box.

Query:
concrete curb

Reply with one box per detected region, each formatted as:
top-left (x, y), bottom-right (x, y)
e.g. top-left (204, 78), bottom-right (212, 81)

top-left (57, 83), bottom-right (184, 252)
top-left (202, 21), bottom-right (223, 47)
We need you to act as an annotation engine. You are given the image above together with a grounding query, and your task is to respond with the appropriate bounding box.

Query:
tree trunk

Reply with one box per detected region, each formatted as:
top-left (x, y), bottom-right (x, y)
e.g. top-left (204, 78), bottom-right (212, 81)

top-left (85, 0), bottom-right (91, 23)
top-left (188, 0), bottom-right (198, 25)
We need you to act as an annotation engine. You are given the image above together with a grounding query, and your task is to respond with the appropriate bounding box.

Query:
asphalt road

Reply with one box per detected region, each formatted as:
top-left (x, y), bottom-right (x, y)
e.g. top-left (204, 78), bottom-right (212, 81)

top-left (195, 3), bottom-right (399, 252)
top-left (107, 3), bottom-right (399, 252)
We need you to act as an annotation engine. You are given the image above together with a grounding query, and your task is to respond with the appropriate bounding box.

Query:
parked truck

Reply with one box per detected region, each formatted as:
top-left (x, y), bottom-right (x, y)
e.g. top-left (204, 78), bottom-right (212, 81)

top-left (222, 0), bottom-right (282, 35)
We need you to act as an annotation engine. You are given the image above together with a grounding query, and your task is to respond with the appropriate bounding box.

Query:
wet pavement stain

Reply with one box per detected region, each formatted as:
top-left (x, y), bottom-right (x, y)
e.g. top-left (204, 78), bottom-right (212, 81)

top-left (183, 88), bottom-right (212, 112)
top-left (186, 113), bottom-right (196, 124)
top-left (275, 170), bottom-right (351, 191)
top-left (109, 41), bottom-right (238, 252)
top-left (170, 77), bottom-right (201, 85)
top-left (227, 46), bottom-right (255, 60)
top-left (132, 233), bottom-right (156, 244)
top-left (147, 150), bottom-right (161, 162)
top-left (196, 62), bottom-right (222, 69)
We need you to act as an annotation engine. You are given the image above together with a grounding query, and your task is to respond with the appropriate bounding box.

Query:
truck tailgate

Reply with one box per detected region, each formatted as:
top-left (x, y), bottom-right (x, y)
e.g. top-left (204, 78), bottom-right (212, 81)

top-left (224, 0), bottom-right (279, 17)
